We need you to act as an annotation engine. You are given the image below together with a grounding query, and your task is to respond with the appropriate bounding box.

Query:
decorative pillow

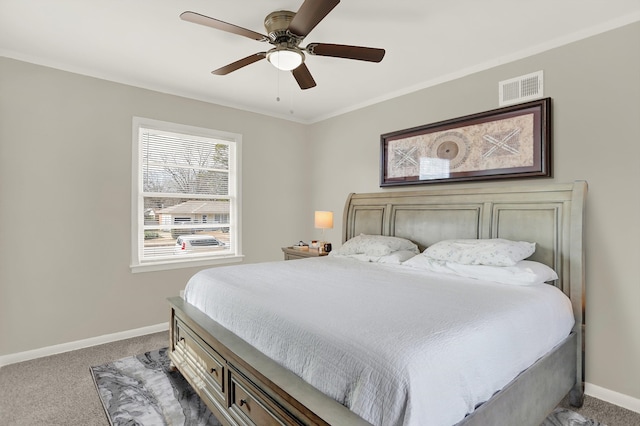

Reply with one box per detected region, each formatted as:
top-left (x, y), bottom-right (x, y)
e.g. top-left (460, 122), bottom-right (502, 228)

top-left (422, 238), bottom-right (535, 266)
top-left (330, 234), bottom-right (419, 257)
top-left (403, 256), bottom-right (558, 285)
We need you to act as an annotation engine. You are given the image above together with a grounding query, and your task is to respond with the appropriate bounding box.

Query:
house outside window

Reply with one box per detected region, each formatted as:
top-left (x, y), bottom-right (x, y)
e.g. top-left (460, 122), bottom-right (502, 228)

top-left (131, 117), bottom-right (242, 272)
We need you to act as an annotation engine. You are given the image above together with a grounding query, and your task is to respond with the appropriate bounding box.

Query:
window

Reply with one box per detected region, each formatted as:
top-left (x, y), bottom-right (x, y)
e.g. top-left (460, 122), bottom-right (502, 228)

top-left (131, 117), bottom-right (242, 272)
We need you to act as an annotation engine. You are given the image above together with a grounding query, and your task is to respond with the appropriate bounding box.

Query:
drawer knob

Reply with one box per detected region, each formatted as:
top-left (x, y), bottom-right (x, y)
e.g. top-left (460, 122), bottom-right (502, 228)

top-left (210, 368), bottom-right (216, 374)
top-left (239, 399), bottom-right (247, 407)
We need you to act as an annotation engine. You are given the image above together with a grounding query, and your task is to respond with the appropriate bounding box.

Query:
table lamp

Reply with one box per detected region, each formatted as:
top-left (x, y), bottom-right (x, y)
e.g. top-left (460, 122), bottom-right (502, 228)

top-left (314, 211), bottom-right (333, 252)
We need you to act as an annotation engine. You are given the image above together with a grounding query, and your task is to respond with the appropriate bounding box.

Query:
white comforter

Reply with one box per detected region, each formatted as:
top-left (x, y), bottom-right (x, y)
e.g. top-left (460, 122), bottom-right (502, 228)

top-left (184, 256), bottom-right (574, 426)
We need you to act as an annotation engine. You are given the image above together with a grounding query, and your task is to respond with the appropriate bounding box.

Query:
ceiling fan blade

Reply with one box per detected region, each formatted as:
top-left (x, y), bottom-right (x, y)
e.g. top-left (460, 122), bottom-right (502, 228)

top-left (306, 43), bottom-right (385, 62)
top-left (212, 53), bottom-right (266, 75)
top-left (288, 0), bottom-right (340, 37)
top-left (181, 11), bottom-right (268, 42)
top-left (292, 63), bottom-right (317, 90)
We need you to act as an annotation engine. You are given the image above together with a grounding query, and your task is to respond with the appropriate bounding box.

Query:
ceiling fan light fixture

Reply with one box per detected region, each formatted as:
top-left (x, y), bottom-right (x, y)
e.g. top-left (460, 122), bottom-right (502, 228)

top-left (267, 48), bottom-right (304, 71)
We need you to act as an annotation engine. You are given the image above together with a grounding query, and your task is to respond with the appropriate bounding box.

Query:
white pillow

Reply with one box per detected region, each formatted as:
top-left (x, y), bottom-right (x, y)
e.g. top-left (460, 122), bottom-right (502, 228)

top-left (423, 238), bottom-right (535, 266)
top-left (378, 250), bottom-right (418, 264)
top-left (330, 234), bottom-right (419, 257)
top-left (332, 250), bottom-right (417, 264)
top-left (447, 261), bottom-right (558, 285)
top-left (403, 256), bottom-right (558, 285)
top-left (402, 256), bottom-right (454, 274)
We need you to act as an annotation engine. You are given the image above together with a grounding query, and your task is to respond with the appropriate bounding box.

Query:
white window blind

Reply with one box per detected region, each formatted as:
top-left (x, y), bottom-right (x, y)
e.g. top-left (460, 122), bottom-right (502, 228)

top-left (131, 117), bottom-right (242, 272)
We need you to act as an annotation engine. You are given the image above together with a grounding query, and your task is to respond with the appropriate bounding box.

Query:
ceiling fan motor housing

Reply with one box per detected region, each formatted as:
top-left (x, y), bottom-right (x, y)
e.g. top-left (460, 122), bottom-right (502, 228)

top-left (264, 11), bottom-right (301, 45)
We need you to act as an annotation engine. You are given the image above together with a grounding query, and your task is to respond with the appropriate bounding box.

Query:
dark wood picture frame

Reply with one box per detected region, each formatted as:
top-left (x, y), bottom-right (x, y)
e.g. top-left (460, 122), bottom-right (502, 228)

top-left (380, 98), bottom-right (551, 186)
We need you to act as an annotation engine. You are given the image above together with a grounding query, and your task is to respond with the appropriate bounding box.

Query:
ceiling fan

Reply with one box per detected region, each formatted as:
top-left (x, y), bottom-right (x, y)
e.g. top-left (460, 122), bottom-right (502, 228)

top-left (180, 0), bottom-right (385, 90)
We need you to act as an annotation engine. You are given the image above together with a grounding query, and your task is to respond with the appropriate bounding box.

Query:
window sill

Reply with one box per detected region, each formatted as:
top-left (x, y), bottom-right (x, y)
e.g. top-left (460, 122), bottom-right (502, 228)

top-left (130, 254), bottom-right (244, 273)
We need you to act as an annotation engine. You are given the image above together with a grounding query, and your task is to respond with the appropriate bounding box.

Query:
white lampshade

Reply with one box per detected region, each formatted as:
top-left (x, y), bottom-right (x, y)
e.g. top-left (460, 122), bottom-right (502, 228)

top-left (267, 49), bottom-right (303, 71)
top-left (314, 211), bottom-right (334, 229)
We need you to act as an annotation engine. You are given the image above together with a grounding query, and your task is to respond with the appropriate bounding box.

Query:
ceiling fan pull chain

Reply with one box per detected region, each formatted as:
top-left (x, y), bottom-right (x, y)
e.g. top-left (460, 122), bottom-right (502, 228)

top-left (289, 80), bottom-right (294, 115)
top-left (276, 67), bottom-right (281, 102)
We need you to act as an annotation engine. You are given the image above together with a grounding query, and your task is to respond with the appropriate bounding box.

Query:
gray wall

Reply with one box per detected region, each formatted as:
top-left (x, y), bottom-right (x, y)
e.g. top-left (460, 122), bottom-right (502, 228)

top-left (1, 22), bottom-right (638, 404)
top-left (0, 57), bottom-right (310, 354)
top-left (308, 22), bottom-right (640, 401)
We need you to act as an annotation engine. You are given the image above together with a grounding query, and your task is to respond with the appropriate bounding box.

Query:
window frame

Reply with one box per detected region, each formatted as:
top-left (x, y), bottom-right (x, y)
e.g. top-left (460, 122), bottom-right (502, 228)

top-left (130, 117), bottom-right (243, 273)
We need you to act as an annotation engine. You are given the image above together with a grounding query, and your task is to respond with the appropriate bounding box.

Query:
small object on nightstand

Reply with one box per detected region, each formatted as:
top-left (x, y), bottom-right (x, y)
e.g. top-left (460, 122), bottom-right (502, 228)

top-left (292, 241), bottom-right (309, 251)
top-left (282, 246), bottom-right (328, 260)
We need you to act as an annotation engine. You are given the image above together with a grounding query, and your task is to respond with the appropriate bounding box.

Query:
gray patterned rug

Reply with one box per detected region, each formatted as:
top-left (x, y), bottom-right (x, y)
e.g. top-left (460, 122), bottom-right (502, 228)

top-left (90, 348), bottom-right (604, 426)
top-left (91, 347), bottom-right (220, 425)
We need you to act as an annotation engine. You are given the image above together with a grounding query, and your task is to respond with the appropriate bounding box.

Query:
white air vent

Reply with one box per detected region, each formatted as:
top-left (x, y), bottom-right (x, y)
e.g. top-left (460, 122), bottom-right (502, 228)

top-left (499, 71), bottom-right (543, 106)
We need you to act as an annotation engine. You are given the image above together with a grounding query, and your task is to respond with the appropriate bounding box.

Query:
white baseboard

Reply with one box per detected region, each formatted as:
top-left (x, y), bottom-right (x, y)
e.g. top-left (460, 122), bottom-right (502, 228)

top-left (585, 382), bottom-right (640, 414)
top-left (0, 322), bottom-right (169, 367)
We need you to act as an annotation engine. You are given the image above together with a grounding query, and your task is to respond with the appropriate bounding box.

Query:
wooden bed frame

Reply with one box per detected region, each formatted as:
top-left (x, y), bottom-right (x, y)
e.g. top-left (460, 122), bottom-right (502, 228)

top-left (168, 181), bottom-right (587, 426)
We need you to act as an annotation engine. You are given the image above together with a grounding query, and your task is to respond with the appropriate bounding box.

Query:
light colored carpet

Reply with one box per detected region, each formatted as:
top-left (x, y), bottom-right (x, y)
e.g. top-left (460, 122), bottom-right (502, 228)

top-left (0, 332), bottom-right (168, 426)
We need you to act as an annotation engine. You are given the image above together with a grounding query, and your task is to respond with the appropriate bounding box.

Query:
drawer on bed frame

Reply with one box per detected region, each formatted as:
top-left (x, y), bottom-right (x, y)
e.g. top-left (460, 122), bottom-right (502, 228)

top-left (229, 365), bottom-right (301, 426)
top-left (173, 318), bottom-right (226, 405)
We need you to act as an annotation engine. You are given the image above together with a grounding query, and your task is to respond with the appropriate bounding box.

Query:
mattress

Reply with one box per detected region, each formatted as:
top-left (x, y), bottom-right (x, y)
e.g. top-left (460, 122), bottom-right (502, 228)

top-left (184, 256), bottom-right (574, 426)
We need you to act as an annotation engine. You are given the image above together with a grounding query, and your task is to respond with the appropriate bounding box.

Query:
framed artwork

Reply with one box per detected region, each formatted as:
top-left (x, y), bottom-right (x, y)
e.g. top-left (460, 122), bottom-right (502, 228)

top-left (380, 98), bottom-right (551, 186)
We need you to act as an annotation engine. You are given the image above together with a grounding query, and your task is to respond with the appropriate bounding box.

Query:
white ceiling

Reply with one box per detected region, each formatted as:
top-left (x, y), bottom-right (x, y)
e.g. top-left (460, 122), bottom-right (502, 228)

top-left (1, 0), bottom-right (639, 123)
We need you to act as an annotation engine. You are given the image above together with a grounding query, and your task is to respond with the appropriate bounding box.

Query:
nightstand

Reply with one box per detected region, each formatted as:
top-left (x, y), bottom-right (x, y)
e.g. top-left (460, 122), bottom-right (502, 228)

top-left (281, 247), bottom-right (329, 260)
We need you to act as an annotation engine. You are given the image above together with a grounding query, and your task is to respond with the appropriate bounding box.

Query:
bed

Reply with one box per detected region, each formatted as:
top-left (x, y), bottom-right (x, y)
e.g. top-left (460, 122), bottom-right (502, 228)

top-left (168, 181), bottom-right (587, 426)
